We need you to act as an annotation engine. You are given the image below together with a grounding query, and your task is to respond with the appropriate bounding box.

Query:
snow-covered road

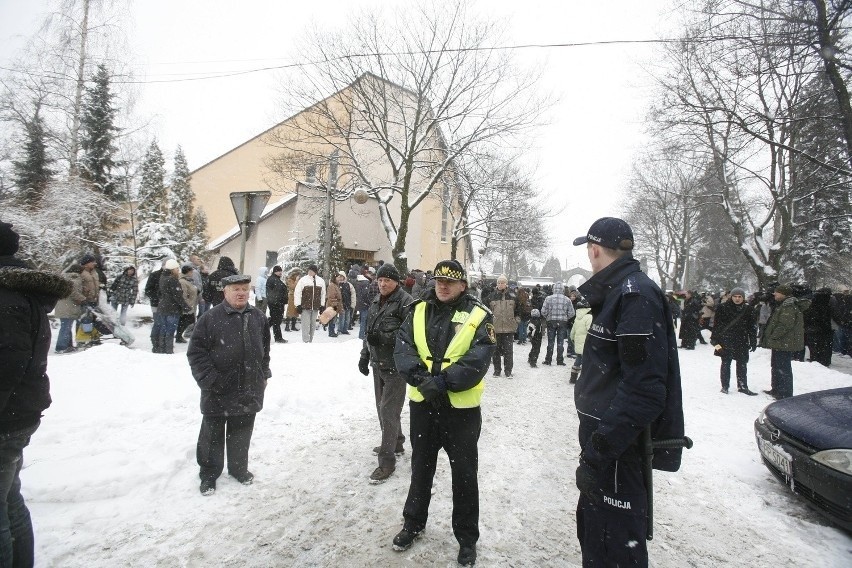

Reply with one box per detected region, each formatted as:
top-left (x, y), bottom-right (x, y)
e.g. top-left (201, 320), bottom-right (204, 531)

top-left (27, 322), bottom-right (852, 566)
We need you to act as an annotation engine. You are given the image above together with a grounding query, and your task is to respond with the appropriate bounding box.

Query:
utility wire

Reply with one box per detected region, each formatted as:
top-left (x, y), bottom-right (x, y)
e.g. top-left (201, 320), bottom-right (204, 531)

top-left (1, 32), bottom-right (845, 85)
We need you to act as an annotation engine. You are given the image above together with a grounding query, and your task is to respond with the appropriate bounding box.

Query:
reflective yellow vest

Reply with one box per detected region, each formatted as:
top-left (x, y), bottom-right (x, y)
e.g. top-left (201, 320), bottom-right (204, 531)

top-left (408, 302), bottom-right (487, 408)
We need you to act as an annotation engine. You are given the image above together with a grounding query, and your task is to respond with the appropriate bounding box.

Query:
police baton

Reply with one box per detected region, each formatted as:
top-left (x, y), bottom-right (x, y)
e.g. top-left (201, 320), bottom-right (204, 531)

top-left (641, 427), bottom-right (693, 541)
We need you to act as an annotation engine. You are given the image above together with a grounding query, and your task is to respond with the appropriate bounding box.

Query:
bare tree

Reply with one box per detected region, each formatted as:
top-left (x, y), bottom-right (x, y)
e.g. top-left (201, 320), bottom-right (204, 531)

top-left (624, 147), bottom-right (712, 290)
top-left (264, 0), bottom-right (546, 273)
top-left (440, 151), bottom-right (549, 267)
top-left (650, 3), bottom-right (830, 289)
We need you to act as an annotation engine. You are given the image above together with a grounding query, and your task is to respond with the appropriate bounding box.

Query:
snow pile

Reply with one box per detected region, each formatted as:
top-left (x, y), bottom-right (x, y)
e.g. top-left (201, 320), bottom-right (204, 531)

top-left (26, 319), bottom-right (852, 566)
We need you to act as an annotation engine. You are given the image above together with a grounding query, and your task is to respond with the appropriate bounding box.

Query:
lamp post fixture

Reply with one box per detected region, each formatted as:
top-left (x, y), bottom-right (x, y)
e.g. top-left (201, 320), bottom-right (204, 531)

top-left (229, 190), bottom-right (271, 274)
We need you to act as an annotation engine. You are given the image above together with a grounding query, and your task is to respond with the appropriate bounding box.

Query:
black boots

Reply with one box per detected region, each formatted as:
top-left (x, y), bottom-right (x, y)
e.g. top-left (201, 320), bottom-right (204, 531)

top-left (392, 528), bottom-right (423, 551)
top-left (569, 368), bottom-right (579, 384)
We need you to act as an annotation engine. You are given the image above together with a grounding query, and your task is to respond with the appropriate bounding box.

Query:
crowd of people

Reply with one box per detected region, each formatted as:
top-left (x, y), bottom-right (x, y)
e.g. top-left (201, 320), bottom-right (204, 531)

top-left (672, 284), bottom-right (852, 399)
top-left (5, 212), bottom-right (852, 567)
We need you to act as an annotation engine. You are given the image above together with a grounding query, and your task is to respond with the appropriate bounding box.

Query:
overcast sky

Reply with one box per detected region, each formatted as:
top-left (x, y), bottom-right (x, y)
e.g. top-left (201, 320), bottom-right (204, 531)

top-left (0, 0), bottom-right (677, 270)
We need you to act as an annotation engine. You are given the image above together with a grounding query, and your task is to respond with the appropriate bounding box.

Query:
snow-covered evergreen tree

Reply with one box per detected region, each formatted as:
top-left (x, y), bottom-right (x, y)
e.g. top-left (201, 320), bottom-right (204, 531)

top-left (135, 222), bottom-right (180, 266)
top-left (11, 106), bottom-right (53, 209)
top-left (136, 141), bottom-right (167, 224)
top-left (279, 234), bottom-right (317, 273)
top-left (316, 216), bottom-right (346, 277)
top-left (187, 207), bottom-right (210, 257)
top-left (166, 145), bottom-right (196, 258)
top-left (79, 64), bottom-right (121, 199)
top-left (540, 256), bottom-right (562, 281)
top-left (786, 72), bottom-right (852, 285)
top-left (2, 176), bottom-right (113, 270)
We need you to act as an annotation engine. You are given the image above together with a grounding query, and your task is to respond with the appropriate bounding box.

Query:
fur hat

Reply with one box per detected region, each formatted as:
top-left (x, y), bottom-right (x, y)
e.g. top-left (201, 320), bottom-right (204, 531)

top-left (376, 263), bottom-right (401, 282)
top-left (0, 222), bottom-right (20, 256)
top-left (164, 259), bottom-right (180, 270)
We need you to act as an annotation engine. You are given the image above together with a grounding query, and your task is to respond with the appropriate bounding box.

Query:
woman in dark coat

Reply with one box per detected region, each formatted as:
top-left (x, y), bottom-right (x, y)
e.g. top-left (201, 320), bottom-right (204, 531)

top-left (710, 287), bottom-right (757, 395)
top-left (0, 222), bottom-right (72, 564)
top-left (803, 288), bottom-right (833, 366)
top-left (679, 291), bottom-right (702, 349)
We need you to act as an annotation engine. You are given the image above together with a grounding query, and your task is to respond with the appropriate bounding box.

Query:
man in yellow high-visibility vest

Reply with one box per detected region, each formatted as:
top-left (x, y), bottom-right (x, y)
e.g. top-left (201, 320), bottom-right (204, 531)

top-left (391, 259), bottom-right (496, 567)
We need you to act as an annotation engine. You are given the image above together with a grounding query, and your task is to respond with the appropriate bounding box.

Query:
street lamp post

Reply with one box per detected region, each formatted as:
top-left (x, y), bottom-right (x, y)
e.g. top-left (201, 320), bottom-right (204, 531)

top-left (229, 190), bottom-right (271, 274)
top-left (322, 150), bottom-right (339, 279)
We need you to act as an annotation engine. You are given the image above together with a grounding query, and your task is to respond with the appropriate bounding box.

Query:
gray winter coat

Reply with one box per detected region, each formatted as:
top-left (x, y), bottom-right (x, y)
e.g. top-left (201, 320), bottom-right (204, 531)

top-left (187, 301), bottom-right (271, 416)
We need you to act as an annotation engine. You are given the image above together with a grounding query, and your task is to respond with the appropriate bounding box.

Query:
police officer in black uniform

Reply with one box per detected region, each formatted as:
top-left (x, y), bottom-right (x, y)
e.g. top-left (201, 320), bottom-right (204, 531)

top-left (391, 259), bottom-right (496, 567)
top-left (572, 218), bottom-right (684, 567)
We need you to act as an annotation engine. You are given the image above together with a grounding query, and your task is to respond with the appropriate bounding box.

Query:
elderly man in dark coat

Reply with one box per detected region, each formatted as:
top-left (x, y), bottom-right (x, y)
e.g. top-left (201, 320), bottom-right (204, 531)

top-left (0, 221), bottom-right (72, 565)
top-left (187, 274), bottom-right (271, 496)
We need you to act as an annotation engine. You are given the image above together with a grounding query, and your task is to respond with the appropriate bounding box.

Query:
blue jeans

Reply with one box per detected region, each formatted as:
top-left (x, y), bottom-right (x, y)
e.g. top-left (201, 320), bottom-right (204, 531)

top-left (359, 310), bottom-right (369, 339)
top-left (0, 421), bottom-right (39, 568)
top-left (517, 318), bottom-right (529, 342)
top-left (151, 310), bottom-right (163, 342)
top-left (110, 302), bottom-right (129, 326)
top-left (198, 301), bottom-right (210, 317)
top-left (770, 350), bottom-right (794, 398)
top-left (55, 318), bottom-right (75, 352)
top-left (545, 321), bottom-right (568, 364)
top-left (159, 314), bottom-right (179, 339)
top-left (338, 308), bottom-right (350, 334)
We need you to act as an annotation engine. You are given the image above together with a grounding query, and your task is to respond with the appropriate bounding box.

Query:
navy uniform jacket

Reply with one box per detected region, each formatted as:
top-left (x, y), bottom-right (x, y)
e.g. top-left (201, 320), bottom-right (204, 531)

top-left (575, 256), bottom-right (684, 472)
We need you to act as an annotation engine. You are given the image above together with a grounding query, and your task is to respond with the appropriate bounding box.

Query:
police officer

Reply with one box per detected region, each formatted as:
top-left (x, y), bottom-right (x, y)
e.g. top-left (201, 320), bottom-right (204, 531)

top-left (392, 259), bottom-right (496, 567)
top-left (572, 218), bottom-right (684, 567)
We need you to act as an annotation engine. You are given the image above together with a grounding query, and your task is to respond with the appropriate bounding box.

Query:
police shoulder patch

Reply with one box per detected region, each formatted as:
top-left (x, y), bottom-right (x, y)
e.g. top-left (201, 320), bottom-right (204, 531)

top-left (485, 323), bottom-right (497, 344)
top-left (621, 276), bottom-right (640, 296)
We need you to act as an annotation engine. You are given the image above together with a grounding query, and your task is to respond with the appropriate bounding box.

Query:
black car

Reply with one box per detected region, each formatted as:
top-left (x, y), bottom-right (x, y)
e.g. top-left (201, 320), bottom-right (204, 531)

top-left (754, 386), bottom-right (852, 532)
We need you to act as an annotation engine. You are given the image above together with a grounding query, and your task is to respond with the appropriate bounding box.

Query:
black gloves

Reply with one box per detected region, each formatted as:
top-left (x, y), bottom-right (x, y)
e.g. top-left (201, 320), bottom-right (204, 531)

top-left (417, 374), bottom-right (448, 403)
top-left (320, 306), bottom-right (326, 312)
top-left (366, 331), bottom-right (381, 346)
top-left (575, 457), bottom-right (599, 494)
top-left (750, 344), bottom-right (757, 352)
top-left (358, 357), bottom-right (370, 376)
top-left (296, 306), bottom-right (303, 315)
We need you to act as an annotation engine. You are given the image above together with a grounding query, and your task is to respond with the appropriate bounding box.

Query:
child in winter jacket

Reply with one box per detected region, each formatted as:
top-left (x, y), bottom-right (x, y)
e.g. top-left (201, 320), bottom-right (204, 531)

top-left (569, 299), bottom-right (592, 383)
top-left (527, 309), bottom-right (544, 367)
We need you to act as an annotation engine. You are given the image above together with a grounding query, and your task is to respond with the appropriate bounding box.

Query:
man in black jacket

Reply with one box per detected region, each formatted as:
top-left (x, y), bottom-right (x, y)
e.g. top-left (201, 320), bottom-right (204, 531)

top-left (358, 263), bottom-right (413, 484)
top-left (154, 259), bottom-right (190, 354)
top-left (572, 217), bottom-right (684, 568)
top-left (203, 256), bottom-right (238, 307)
top-left (187, 274), bottom-right (271, 496)
top-left (391, 260), bottom-right (495, 567)
top-left (0, 222), bottom-right (72, 565)
top-left (265, 266), bottom-right (287, 344)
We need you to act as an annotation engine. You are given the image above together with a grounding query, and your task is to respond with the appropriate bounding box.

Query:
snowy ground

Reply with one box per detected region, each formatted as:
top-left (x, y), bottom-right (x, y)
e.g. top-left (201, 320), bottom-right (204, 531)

top-left (27, 309), bottom-right (852, 567)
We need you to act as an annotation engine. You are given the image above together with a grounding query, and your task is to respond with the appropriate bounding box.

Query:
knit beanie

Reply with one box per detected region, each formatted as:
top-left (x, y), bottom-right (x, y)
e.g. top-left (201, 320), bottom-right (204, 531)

top-left (730, 287), bottom-right (746, 297)
top-left (376, 263), bottom-right (401, 282)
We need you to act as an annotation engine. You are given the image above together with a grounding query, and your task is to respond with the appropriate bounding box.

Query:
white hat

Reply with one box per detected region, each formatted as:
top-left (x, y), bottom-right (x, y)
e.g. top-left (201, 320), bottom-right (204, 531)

top-left (164, 259), bottom-right (180, 270)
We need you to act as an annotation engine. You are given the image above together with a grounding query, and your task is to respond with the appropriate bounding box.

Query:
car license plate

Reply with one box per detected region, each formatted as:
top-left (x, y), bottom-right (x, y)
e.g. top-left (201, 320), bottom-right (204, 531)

top-left (759, 437), bottom-right (792, 477)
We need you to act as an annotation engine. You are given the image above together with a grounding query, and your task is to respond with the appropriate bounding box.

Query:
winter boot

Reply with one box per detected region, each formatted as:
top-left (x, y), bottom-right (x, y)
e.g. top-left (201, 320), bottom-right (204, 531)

top-left (569, 367), bottom-right (580, 384)
top-left (162, 336), bottom-right (175, 354)
top-left (151, 337), bottom-right (161, 353)
top-left (284, 321), bottom-right (290, 332)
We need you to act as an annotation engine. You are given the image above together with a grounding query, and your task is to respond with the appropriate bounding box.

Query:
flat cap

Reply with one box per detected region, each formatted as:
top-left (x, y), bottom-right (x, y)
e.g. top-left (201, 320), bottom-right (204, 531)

top-left (221, 274), bottom-right (251, 286)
